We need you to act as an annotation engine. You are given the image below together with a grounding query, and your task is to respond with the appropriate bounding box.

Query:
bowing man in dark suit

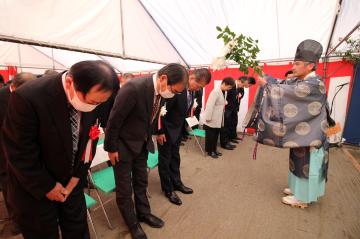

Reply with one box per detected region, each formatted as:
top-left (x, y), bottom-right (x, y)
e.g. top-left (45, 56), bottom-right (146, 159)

top-left (229, 76), bottom-right (256, 141)
top-left (156, 69), bottom-right (211, 205)
top-left (104, 63), bottom-right (188, 239)
top-left (0, 72), bottom-right (36, 236)
top-left (1, 61), bottom-right (116, 239)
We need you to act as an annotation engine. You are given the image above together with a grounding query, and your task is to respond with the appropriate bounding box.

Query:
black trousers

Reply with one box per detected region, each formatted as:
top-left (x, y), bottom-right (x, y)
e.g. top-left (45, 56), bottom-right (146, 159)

top-left (158, 139), bottom-right (182, 193)
top-left (7, 179), bottom-right (89, 239)
top-left (204, 125), bottom-right (220, 153)
top-left (113, 141), bottom-right (150, 228)
top-left (220, 110), bottom-right (233, 146)
top-left (229, 111), bottom-right (239, 139)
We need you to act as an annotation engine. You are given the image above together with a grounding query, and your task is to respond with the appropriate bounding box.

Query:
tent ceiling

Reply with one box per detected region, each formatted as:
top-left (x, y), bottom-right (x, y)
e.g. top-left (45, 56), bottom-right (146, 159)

top-left (140, 0), bottom-right (348, 65)
top-left (0, 0), bottom-right (185, 66)
top-left (0, 0), bottom-right (359, 71)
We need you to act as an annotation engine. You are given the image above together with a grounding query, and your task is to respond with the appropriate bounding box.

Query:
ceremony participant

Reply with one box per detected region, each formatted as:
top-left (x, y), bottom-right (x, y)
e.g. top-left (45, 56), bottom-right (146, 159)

top-left (229, 76), bottom-right (256, 141)
top-left (258, 39), bottom-right (329, 208)
top-left (0, 72), bottom-right (36, 235)
top-left (157, 68), bottom-right (211, 205)
top-left (193, 87), bottom-right (203, 126)
top-left (104, 63), bottom-right (188, 239)
top-left (1, 61), bottom-right (116, 238)
top-left (285, 70), bottom-right (294, 79)
top-left (119, 72), bottom-right (135, 87)
top-left (204, 77), bottom-right (235, 158)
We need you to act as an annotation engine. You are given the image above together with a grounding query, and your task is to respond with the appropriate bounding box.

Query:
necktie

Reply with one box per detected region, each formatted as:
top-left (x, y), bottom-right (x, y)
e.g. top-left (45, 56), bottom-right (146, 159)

top-left (151, 95), bottom-right (161, 123)
top-left (69, 104), bottom-right (79, 166)
top-left (187, 90), bottom-right (193, 111)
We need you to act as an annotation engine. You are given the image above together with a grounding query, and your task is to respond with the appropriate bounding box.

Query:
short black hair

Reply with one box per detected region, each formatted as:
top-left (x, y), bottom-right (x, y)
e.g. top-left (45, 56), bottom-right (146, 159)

top-left (238, 76), bottom-right (248, 82)
top-left (285, 70), bottom-right (293, 77)
top-left (192, 68), bottom-right (211, 84)
top-left (247, 76), bottom-right (256, 85)
top-left (12, 72), bottom-right (36, 88)
top-left (158, 63), bottom-right (188, 85)
top-left (68, 60), bottom-right (116, 94)
top-left (222, 77), bottom-right (235, 87)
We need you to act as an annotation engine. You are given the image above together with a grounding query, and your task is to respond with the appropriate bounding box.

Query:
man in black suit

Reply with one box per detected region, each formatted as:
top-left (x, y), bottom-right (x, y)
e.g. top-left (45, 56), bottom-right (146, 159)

top-left (0, 61), bottom-right (116, 239)
top-left (104, 63), bottom-right (188, 239)
top-left (0, 72), bottom-right (36, 235)
top-left (227, 76), bottom-right (256, 142)
top-left (156, 69), bottom-right (211, 205)
top-left (193, 87), bottom-right (203, 122)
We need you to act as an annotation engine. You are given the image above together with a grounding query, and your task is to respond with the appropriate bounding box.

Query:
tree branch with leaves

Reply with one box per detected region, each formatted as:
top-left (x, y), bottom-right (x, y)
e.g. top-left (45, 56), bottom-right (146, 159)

top-left (212, 26), bottom-right (262, 75)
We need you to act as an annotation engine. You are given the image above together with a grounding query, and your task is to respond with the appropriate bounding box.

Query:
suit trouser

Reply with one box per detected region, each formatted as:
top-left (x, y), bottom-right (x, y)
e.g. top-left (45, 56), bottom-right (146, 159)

top-left (204, 125), bottom-right (220, 153)
top-left (158, 139), bottom-right (182, 193)
top-left (113, 142), bottom-right (150, 228)
top-left (220, 111), bottom-right (233, 146)
top-left (229, 111), bottom-right (238, 139)
top-left (0, 173), bottom-right (16, 224)
top-left (7, 178), bottom-right (89, 239)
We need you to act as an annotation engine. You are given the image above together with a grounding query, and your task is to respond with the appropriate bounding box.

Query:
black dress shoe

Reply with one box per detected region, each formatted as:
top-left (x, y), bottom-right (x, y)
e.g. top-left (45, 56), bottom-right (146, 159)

top-left (215, 151), bottom-right (222, 156)
top-left (221, 144), bottom-right (234, 150)
top-left (230, 139), bottom-right (239, 144)
top-left (207, 152), bottom-right (219, 158)
top-left (138, 214), bottom-right (164, 228)
top-left (129, 223), bottom-right (148, 239)
top-left (165, 191), bottom-right (182, 205)
top-left (174, 184), bottom-right (193, 194)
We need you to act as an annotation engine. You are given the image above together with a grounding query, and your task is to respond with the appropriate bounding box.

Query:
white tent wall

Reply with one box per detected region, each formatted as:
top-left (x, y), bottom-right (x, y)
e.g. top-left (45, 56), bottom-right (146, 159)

top-left (1, 0), bottom-right (359, 72)
top-left (140, 0), bottom-right (340, 65)
top-left (330, 0), bottom-right (360, 52)
top-left (0, 41), bottom-right (66, 74)
top-left (0, 0), bottom-right (185, 66)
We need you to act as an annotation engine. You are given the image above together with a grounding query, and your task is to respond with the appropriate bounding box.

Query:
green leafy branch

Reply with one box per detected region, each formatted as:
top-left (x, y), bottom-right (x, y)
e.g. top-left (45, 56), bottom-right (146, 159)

top-left (216, 26), bottom-right (262, 75)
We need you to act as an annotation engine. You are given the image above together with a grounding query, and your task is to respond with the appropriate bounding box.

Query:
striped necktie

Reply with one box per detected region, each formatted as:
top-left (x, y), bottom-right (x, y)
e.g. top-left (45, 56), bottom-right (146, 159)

top-left (68, 104), bottom-right (79, 166)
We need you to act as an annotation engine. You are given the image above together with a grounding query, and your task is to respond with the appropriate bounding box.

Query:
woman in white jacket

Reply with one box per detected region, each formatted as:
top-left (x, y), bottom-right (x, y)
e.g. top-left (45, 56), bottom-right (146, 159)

top-left (204, 77), bottom-right (235, 158)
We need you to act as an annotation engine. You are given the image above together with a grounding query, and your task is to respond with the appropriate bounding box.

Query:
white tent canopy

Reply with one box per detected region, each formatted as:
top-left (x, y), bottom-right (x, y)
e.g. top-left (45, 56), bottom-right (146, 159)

top-left (0, 0), bottom-right (359, 73)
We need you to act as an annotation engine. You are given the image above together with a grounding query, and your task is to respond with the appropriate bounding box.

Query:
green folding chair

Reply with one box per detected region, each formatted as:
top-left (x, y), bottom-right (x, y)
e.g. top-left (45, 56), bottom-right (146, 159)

top-left (189, 128), bottom-right (206, 156)
top-left (85, 193), bottom-right (99, 239)
top-left (147, 151), bottom-right (158, 198)
top-left (87, 140), bottom-right (115, 229)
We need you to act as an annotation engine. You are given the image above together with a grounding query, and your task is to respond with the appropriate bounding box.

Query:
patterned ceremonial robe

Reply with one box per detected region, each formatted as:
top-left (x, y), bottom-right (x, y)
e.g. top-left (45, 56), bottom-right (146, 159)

top-left (255, 72), bottom-right (329, 180)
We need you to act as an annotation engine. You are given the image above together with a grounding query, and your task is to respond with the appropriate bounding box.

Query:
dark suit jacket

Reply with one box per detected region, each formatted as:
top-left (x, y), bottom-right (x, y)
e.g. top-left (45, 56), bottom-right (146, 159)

top-left (225, 87), bottom-right (238, 113)
top-left (157, 90), bottom-right (192, 144)
top-left (0, 86), bottom-right (11, 177)
top-left (225, 87), bottom-right (245, 113)
top-left (193, 88), bottom-right (203, 118)
top-left (0, 73), bottom-right (103, 201)
top-left (104, 75), bottom-right (156, 154)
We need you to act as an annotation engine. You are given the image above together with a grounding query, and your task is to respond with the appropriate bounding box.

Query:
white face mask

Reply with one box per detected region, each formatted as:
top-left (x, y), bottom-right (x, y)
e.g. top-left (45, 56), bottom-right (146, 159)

top-left (160, 88), bottom-right (175, 99)
top-left (67, 84), bottom-right (98, 112)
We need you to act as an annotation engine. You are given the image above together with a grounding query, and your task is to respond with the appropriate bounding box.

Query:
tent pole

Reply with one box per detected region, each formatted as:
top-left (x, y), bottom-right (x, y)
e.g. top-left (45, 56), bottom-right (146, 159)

top-left (31, 45), bottom-right (67, 70)
top-left (326, 21), bottom-right (360, 57)
top-left (137, 0), bottom-right (190, 68)
top-left (120, 0), bottom-right (126, 56)
top-left (51, 48), bottom-right (55, 70)
top-left (323, 0), bottom-right (342, 80)
top-left (0, 35), bottom-right (170, 66)
top-left (17, 43), bottom-right (23, 73)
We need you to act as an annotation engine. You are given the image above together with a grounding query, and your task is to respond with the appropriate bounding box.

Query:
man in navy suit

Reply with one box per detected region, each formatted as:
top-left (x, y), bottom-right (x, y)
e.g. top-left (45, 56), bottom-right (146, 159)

top-left (156, 69), bottom-right (211, 205)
